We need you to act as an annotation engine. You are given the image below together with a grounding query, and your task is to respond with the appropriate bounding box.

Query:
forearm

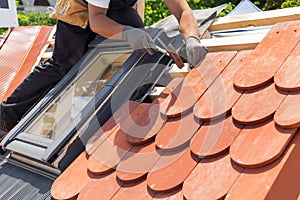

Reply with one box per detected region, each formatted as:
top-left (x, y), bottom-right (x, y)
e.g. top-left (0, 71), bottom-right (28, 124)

top-left (178, 9), bottom-right (199, 40)
top-left (164, 0), bottom-right (199, 40)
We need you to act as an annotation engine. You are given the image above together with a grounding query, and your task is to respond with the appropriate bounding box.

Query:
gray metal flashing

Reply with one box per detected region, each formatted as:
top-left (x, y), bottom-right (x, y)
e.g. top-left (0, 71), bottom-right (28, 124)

top-left (0, 157), bottom-right (54, 200)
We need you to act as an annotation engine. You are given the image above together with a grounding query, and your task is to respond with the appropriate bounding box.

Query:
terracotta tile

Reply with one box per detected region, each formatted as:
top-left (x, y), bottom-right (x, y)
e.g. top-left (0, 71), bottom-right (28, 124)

top-left (51, 152), bottom-right (90, 200)
top-left (87, 154), bottom-right (114, 175)
top-left (147, 147), bottom-right (197, 192)
top-left (153, 187), bottom-right (183, 200)
top-left (111, 179), bottom-right (156, 200)
top-left (183, 153), bottom-right (242, 200)
top-left (77, 171), bottom-right (122, 200)
top-left (230, 119), bottom-right (297, 167)
top-left (163, 51), bottom-right (237, 118)
top-left (3, 26), bottom-right (54, 101)
top-left (0, 26), bottom-right (53, 102)
top-left (190, 116), bottom-right (242, 158)
top-left (116, 141), bottom-right (161, 182)
top-left (233, 21), bottom-right (300, 90)
top-left (86, 100), bottom-right (139, 155)
top-left (193, 50), bottom-right (252, 121)
top-left (232, 83), bottom-right (287, 125)
top-left (122, 103), bottom-right (166, 145)
top-left (124, 78), bottom-right (182, 145)
top-left (274, 91), bottom-right (300, 128)
top-left (0, 67), bottom-right (15, 101)
top-left (226, 130), bottom-right (300, 199)
top-left (155, 111), bottom-right (200, 151)
top-left (274, 42), bottom-right (300, 91)
top-left (159, 78), bottom-right (185, 115)
top-left (162, 73), bottom-right (197, 118)
top-left (89, 128), bottom-right (133, 174)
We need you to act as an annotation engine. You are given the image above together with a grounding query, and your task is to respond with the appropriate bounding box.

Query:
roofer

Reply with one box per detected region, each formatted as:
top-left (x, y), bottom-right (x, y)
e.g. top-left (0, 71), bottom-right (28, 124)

top-left (0, 0), bottom-right (208, 140)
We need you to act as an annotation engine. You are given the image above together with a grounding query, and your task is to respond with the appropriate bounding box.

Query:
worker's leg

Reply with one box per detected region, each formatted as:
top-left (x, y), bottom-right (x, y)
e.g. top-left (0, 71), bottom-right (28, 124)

top-left (1, 20), bottom-right (96, 126)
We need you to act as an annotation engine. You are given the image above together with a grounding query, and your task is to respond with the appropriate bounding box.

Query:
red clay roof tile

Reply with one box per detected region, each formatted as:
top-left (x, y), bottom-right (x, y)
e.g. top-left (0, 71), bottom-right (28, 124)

top-left (164, 51), bottom-right (237, 118)
top-left (121, 78), bottom-right (181, 145)
top-left (230, 119), bottom-right (297, 167)
top-left (50, 20), bottom-right (300, 199)
top-left (226, 130), bottom-right (300, 200)
top-left (77, 171), bottom-right (122, 200)
top-left (111, 179), bottom-right (155, 200)
top-left (147, 148), bottom-right (197, 192)
top-left (274, 43), bottom-right (300, 91)
top-left (89, 127), bottom-right (133, 174)
top-left (183, 153), bottom-right (242, 200)
top-left (155, 111), bottom-right (200, 150)
top-left (0, 26), bottom-right (53, 102)
top-left (274, 91), bottom-right (300, 128)
top-left (193, 50), bottom-right (251, 121)
top-left (233, 20), bottom-right (300, 90)
top-left (190, 115), bottom-right (242, 158)
top-left (152, 188), bottom-right (183, 200)
top-left (116, 141), bottom-right (160, 182)
top-left (123, 102), bottom-right (166, 145)
top-left (85, 100), bottom-right (139, 155)
top-left (232, 83), bottom-right (287, 124)
top-left (87, 154), bottom-right (115, 175)
top-left (51, 152), bottom-right (90, 200)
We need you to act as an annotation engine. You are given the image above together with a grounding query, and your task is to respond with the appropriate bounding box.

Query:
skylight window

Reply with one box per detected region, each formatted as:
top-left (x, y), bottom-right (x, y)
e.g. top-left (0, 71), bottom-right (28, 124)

top-left (24, 52), bottom-right (131, 140)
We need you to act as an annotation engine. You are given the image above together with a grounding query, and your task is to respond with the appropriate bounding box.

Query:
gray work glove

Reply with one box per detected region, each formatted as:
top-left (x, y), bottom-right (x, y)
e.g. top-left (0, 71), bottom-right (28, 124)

top-left (122, 26), bottom-right (155, 55)
top-left (186, 36), bottom-right (208, 66)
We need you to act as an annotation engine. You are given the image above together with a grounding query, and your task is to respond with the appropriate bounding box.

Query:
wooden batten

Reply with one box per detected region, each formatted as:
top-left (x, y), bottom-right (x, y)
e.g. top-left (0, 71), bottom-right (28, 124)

top-left (209, 6), bottom-right (300, 31)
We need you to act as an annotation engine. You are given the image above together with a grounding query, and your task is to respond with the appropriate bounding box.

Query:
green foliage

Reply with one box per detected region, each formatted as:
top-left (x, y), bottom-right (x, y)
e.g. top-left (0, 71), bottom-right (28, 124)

top-left (262, 0), bottom-right (285, 10)
top-left (282, 0), bottom-right (300, 8)
top-left (144, 0), bottom-right (237, 26)
top-left (144, 0), bottom-right (171, 26)
top-left (17, 11), bottom-right (56, 26)
top-left (144, 0), bottom-right (300, 26)
top-left (0, 28), bottom-right (8, 35)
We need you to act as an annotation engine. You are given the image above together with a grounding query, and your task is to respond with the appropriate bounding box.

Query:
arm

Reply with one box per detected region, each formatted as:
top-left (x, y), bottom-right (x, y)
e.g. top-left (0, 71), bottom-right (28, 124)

top-left (164, 0), bottom-right (199, 40)
top-left (88, 3), bottom-right (154, 54)
top-left (88, 4), bottom-right (125, 40)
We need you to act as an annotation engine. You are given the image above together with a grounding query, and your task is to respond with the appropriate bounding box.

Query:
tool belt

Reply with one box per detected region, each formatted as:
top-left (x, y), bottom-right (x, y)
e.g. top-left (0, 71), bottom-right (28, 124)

top-left (50, 0), bottom-right (88, 29)
top-left (50, 0), bottom-right (138, 29)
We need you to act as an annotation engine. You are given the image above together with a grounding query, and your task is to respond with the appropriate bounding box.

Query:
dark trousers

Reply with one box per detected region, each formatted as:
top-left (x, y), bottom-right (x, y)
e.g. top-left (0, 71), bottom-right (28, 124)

top-left (1, 5), bottom-right (144, 125)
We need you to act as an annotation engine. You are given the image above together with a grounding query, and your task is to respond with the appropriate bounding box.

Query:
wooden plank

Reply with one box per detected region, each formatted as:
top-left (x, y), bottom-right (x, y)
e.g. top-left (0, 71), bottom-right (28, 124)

top-left (209, 6), bottom-right (300, 31)
top-left (167, 63), bottom-right (191, 78)
top-left (200, 32), bottom-right (266, 52)
top-left (41, 51), bottom-right (53, 61)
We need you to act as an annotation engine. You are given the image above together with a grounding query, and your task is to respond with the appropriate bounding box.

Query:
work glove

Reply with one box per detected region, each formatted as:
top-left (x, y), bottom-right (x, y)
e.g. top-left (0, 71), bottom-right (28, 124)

top-left (122, 26), bottom-right (155, 55)
top-left (185, 36), bottom-right (208, 67)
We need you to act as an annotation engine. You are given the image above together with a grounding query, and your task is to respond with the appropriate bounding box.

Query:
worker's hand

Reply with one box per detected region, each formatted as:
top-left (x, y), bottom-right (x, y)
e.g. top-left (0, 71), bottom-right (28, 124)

top-left (186, 36), bottom-right (208, 66)
top-left (122, 26), bottom-right (155, 55)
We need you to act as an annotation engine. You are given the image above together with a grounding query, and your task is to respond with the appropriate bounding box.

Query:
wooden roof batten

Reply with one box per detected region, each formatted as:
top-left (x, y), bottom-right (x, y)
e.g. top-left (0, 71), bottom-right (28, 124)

top-left (202, 6), bottom-right (300, 52)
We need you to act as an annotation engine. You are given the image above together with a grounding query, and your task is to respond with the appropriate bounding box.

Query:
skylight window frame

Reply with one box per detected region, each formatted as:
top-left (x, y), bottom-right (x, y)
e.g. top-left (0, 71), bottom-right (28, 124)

top-left (1, 40), bottom-right (142, 161)
top-left (1, 29), bottom-right (180, 170)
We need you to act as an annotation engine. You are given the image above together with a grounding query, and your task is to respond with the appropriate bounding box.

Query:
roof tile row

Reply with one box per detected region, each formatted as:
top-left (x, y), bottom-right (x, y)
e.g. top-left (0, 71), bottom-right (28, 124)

top-left (51, 20), bottom-right (300, 199)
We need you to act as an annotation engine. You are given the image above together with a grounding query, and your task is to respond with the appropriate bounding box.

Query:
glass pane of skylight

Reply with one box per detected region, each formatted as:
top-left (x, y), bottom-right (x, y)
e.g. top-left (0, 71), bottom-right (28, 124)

top-left (23, 51), bottom-right (131, 140)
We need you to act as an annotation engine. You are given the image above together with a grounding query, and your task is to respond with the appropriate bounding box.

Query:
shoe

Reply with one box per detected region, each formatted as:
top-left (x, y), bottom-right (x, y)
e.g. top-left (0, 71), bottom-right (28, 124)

top-left (0, 120), bottom-right (14, 141)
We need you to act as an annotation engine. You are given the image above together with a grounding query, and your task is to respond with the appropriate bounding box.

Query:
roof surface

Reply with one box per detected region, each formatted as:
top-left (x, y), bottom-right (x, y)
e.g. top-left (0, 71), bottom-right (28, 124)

top-left (0, 26), bottom-right (54, 102)
top-left (50, 20), bottom-right (300, 199)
